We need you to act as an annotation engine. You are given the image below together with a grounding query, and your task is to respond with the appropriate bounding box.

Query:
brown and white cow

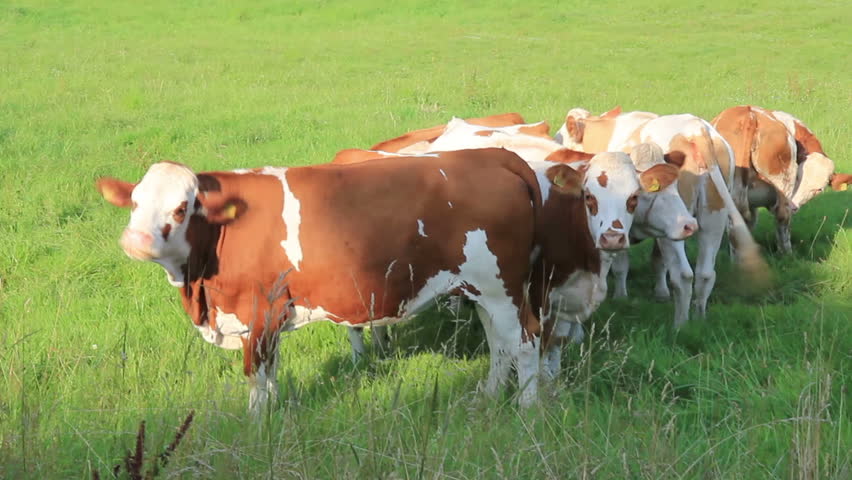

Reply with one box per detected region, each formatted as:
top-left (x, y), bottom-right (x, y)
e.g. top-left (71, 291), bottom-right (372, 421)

top-left (557, 108), bottom-right (767, 327)
top-left (96, 150), bottom-right (553, 411)
top-left (335, 127), bottom-right (681, 379)
top-left (554, 106), bottom-right (659, 153)
top-left (370, 112), bottom-right (536, 153)
top-left (712, 105), bottom-right (847, 253)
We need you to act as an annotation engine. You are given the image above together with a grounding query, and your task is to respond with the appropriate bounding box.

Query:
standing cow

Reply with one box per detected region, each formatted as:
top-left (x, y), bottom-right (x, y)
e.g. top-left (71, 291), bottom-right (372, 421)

top-left (712, 105), bottom-right (848, 253)
top-left (97, 149), bottom-right (553, 410)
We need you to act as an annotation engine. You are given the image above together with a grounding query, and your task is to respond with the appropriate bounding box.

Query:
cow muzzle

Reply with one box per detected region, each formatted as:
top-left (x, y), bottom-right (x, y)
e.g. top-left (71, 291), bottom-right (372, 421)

top-left (120, 229), bottom-right (156, 260)
top-left (598, 229), bottom-right (628, 250)
top-left (678, 221), bottom-right (699, 240)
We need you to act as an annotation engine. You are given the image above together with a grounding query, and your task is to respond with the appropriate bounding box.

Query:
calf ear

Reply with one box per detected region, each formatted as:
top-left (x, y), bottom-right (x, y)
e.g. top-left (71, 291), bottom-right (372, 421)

top-left (639, 163), bottom-right (680, 193)
top-left (198, 194), bottom-right (248, 224)
top-left (96, 178), bottom-right (135, 208)
top-left (566, 115), bottom-right (585, 143)
top-left (545, 164), bottom-right (583, 196)
top-left (831, 173), bottom-right (852, 191)
top-left (663, 150), bottom-right (687, 168)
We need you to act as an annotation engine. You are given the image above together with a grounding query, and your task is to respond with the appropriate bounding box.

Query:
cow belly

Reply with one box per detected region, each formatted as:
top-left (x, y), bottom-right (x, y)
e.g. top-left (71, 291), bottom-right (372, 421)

top-left (747, 179), bottom-right (778, 209)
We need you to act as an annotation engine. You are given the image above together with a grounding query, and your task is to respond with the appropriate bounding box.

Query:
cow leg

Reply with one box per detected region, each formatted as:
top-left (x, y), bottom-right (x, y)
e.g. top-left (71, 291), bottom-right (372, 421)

top-left (651, 241), bottom-right (670, 300)
top-left (246, 338), bottom-right (281, 416)
top-left (475, 303), bottom-right (539, 407)
top-left (611, 249), bottom-right (630, 298)
top-left (657, 238), bottom-right (694, 328)
top-left (772, 198), bottom-right (793, 254)
top-left (347, 327), bottom-right (366, 363)
top-left (473, 304), bottom-right (510, 396)
top-left (371, 326), bottom-right (390, 355)
top-left (693, 208), bottom-right (726, 318)
top-left (599, 250), bottom-right (614, 295)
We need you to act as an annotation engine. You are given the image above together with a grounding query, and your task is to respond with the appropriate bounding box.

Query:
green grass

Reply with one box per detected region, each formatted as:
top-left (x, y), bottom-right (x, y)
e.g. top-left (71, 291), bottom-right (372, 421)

top-left (1, 0), bottom-right (850, 477)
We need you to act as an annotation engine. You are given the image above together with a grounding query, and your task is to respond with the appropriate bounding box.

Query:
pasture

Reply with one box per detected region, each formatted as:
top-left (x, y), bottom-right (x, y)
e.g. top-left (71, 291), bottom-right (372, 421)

top-left (1, 0), bottom-right (850, 477)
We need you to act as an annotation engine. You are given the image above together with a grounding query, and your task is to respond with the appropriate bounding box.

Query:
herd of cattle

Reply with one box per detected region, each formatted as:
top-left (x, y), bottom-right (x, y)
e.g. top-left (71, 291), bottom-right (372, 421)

top-left (96, 105), bottom-right (850, 412)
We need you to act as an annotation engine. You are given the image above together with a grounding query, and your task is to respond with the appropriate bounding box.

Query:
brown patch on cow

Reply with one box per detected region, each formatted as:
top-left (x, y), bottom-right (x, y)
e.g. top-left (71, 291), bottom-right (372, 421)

top-left (596, 171), bottom-right (608, 187)
top-left (626, 194), bottom-right (638, 213)
top-left (333, 148), bottom-right (399, 165)
top-left (161, 223), bottom-right (172, 241)
top-left (544, 148), bottom-right (594, 164)
top-left (600, 105), bottom-right (622, 119)
top-left (517, 121), bottom-right (551, 138)
top-left (474, 130), bottom-right (495, 137)
top-left (612, 219), bottom-right (623, 229)
top-left (585, 192), bottom-right (599, 215)
top-left (793, 121), bottom-right (824, 155)
top-left (370, 113), bottom-right (526, 152)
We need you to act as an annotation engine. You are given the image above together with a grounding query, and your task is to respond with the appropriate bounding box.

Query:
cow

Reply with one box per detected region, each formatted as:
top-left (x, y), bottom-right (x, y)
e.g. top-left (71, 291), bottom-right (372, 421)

top-left (370, 112), bottom-right (536, 154)
top-left (712, 105), bottom-right (847, 253)
top-left (554, 106), bottom-right (659, 153)
top-left (96, 149), bottom-right (555, 411)
top-left (556, 107), bottom-right (767, 327)
top-left (335, 125), bottom-right (682, 380)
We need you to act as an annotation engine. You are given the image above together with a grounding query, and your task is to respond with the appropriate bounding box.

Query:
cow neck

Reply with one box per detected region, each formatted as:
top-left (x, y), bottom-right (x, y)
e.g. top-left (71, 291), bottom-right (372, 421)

top-left (534, 188), bottom-right (600, 285)
top-left (178, 194), bottom-right (224, 327)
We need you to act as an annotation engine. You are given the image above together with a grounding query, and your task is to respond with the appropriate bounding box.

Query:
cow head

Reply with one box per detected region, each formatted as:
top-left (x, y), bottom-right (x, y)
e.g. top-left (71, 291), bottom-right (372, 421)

top-left (790, 152), bottom-right (835, 210)
top-left (628, 143), bottom-right (698, 240)
top-left (547, 151), bottom-right (641, 250)
top-left (96, 162), bottom-right (241, 287)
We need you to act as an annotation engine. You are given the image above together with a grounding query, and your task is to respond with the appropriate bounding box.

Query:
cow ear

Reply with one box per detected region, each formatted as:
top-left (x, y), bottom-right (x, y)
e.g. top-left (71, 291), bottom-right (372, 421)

top-left (198, 195), bottom-right (248, 224)
top-left (96, 178), bottom-right (136, 208)
top-left (545, 164), bottom-right (583, 196)
top-left (831, 173), bottom-right (852, 191)
top-left (566, 116), bottom-right (584, 143)
top-left (663, 150), bottom-right (687, 168)
top-left (600, 105), bottom-right (622, 119)
top-left (639, 163), bottom-right (680, 193)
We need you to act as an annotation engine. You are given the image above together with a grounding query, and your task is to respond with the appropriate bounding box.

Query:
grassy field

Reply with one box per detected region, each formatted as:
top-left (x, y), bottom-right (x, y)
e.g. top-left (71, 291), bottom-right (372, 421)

top-left (1, 0), bottom-right (850, 477)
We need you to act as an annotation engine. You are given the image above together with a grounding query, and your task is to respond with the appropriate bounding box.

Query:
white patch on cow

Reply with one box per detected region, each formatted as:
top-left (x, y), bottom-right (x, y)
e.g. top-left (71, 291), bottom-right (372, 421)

top-left (438, 168), bottom-right (448, 180)
top-left (231, 168), bottom-right (253, 174)
top-left (447, 201), bottom-right (453, 208)
top-left (771, 110), bottom-right (806, 137)
top-left (417, 219), bottom-right (428, 237)
top-left (260, 167), bottom-right (303, 271)
top-left (409, 263), bottom-right (414, 284)
top-left (194, 307), bottom-right (248, 350)
top-left (791, 152), bottom-right (835, 207)
top-left (606, 111), bottom-right (659, 151)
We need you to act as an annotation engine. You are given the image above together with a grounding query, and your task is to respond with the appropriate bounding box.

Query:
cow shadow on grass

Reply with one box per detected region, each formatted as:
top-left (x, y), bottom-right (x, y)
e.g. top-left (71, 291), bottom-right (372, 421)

top-left (276, 301), bottom-right (494, 408)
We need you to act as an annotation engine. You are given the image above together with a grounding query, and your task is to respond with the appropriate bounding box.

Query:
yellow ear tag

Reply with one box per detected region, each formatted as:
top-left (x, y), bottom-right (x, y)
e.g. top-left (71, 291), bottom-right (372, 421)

top-left (648, 178), bottom-right (661, 192)
top-left (841, 183), bottom-right (848, 191)
top-left (224, 203), bottom-right (238, 219)
top-left (553, 173), bottom-right (566, 188)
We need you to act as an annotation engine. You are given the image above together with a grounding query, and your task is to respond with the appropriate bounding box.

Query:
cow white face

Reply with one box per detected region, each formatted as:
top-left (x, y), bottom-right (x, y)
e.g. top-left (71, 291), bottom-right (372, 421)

top-left (791, 153), bottom-right (835, 210)
top-left (581, 152), bottom-right (641, 250)
top-left (97, 162), bottom-right (201, 287)
top-left (629, 144), bottom-right (698, 240)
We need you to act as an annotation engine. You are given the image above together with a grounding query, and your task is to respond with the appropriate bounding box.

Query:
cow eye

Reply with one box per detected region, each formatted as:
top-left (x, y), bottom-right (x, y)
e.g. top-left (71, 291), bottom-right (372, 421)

top-left (626, 194), bottom-right (639, 213)
top-left (173, 205), bottom-right (187, 222)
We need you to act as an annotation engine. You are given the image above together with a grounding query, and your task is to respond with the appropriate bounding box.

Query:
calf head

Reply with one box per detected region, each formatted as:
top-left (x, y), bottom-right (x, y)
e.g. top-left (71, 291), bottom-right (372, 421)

top-left (629, 143), bottom-right (698, 240)
top-left (547, 151), bottom-right (644, 250)
top-left (96, 162), bottom-right (240, 287)
top-left (790, 153), bottom-right (836, 210)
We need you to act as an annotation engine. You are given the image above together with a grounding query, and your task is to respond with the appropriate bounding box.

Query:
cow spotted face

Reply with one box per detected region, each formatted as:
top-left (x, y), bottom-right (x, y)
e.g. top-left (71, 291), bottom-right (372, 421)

top-left (582, 152), bottom-right (641, 250)
top-left (97, 162), bottom-right (201, 287)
